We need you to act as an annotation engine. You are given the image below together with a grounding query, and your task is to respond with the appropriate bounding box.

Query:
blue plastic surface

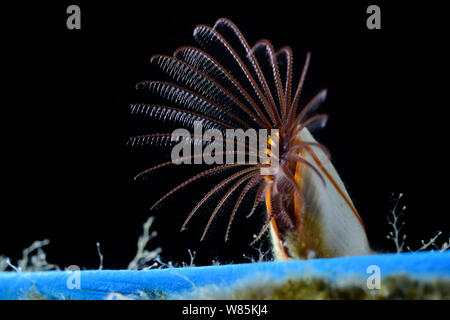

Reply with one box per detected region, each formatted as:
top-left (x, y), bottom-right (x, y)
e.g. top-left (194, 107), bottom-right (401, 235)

top-left (0, 251), bottom-right (449, 299)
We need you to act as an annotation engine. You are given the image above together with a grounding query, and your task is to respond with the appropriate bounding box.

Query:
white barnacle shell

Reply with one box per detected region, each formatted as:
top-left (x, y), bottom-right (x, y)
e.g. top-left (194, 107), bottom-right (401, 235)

top-left (270, 128), bottom-right (372, 260)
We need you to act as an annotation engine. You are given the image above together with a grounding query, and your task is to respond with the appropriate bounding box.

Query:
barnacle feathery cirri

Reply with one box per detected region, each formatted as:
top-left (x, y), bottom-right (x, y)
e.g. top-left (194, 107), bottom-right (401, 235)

top-left (129, 18), bottom-right (371, 260)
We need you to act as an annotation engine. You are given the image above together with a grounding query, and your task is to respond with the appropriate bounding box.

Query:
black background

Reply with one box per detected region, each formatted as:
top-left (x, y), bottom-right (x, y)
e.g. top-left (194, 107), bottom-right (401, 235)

top-left (1, 2), bottom-right (448, 269)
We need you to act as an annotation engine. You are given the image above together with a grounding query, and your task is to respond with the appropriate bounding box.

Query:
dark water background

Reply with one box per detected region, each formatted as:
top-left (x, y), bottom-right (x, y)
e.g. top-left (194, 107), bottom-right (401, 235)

top-left (1, 2), bottom-right (448, 269)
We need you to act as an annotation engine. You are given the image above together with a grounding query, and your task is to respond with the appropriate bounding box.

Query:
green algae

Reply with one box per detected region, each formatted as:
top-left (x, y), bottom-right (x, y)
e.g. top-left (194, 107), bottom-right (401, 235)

top-left (213, 275), bottom-right (450, 300)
